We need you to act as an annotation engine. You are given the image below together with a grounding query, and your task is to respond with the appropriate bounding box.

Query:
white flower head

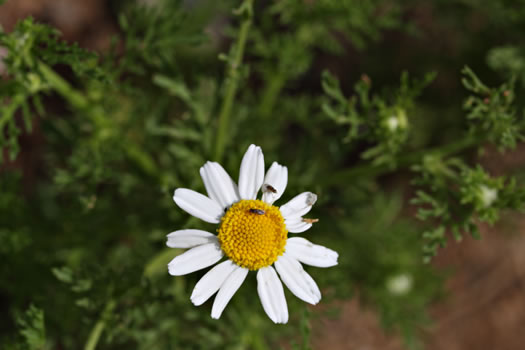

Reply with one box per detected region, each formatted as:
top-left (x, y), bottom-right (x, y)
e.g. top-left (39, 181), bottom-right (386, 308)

top-left (479, 184), bottom-right (498, 208)
top-left (167, 144), bottom-right (338, 323)
top-left (386, 273), bottom-right (413, 296)
top-left (385, 108), bottom-right (408, 132)
top-left (386, 115), bottom-right (400, 131)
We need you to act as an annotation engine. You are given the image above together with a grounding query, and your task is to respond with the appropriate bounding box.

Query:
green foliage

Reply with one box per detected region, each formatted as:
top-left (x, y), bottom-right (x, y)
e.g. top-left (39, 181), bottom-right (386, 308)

top-left (2, 0), bottom-right (525, 349)
top-left (251, 0), bottom-right (403, 120)
top-left (0, 17), bottom-right (104, 163)
top-left (462, 66), bottom-right (525, 150)
top-left (117, 0), bottom-right (214, 75)
top-left (17, 306), bottom-right (47, 350)
top-left (335, 191), bottom-right (443, 349)
top-left (321, 70), bottom-right (436, 167)
top-left (406, 67), bottom-right (525, 262)
top-left (412, 156), bottom-right (525, 261)
top-left (3, 305), bottom-right (48, 350)
top-left (270, 0), bottom-right (402, 51)
top-left (487, 46), bottom-right (525, 83)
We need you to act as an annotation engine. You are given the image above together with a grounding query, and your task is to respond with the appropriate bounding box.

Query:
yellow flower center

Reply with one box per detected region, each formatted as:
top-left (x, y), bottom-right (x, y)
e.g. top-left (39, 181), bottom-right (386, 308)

top-left (218, 199), bottom-right (287, 270)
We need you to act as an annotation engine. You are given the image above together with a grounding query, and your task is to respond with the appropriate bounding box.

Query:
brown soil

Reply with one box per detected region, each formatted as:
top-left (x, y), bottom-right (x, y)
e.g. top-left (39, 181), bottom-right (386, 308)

top-left (312, 217), bottom-right (525, 350)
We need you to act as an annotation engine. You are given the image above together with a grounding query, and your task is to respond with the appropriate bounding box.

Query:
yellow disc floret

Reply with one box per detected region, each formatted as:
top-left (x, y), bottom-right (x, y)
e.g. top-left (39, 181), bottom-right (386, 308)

top-left (218, 199), bottom-right (288, 270)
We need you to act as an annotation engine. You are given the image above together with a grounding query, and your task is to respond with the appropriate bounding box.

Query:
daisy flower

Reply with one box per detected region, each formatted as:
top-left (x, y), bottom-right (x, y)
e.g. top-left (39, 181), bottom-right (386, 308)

top-left (167, 144), bottom-right (338, 323)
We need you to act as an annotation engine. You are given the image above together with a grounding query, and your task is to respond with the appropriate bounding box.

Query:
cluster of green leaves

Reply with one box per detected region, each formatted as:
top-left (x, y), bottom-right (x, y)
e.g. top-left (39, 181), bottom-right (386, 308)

top-left (487, 46), bottom-right (525, 85)
top-left (462, 66), bottom-right (524, 149)
top-left (410, 69), bottom-right (525, 261)
top-left (412, 157), bottom-right (525, 261)
top-left (0, 18), bottom-right (101, 162)
top-left (321, 70), bottom-right (436, 167)
top-left (319, 41), bottom-right (525, 265)
top-left (250, 0), bottom-right (403, 119)
top-left (4, 305), bottom-right (48, 350)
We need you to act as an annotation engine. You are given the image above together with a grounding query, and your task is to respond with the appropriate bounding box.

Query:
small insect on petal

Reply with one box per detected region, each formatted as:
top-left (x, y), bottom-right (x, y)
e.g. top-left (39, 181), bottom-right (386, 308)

top-left (302, 218), bottom-right (319, 224)
top-left (249, 208), bottom-right (266, 215)
top-left (263, 184), bottom-right (277, 193)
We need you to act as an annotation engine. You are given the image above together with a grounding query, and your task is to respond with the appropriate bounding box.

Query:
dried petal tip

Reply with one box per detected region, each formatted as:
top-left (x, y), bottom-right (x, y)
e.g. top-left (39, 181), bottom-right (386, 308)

top-left (306, 193), bottom-right (317, 206)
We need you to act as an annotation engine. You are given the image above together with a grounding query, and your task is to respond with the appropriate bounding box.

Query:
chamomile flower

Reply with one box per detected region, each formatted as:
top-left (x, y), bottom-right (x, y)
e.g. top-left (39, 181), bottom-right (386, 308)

top-left (167, 144), bottom-right (338, 323)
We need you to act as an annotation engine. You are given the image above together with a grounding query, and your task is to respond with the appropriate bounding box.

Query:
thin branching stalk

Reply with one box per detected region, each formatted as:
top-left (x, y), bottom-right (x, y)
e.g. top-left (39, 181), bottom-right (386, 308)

top-left (322, 135), bottom-right (480, 186)
top-left (37, 61), bottom-right (89, 110)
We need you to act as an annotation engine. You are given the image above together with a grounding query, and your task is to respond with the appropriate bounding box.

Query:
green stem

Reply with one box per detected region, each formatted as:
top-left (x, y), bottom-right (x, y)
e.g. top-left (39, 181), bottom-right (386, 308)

top-left (37, 61), bottom-right (88, 110)
top-left (213, 0), bottom-right (254, 162)
top-left (258, 74), bottom-right (285, 119)
top-left (83, 299), bottom-right (116, 350)
top-left (322, 135), bottom-right (481, 186)
top-left (0, 94), bottom-right (25, 129)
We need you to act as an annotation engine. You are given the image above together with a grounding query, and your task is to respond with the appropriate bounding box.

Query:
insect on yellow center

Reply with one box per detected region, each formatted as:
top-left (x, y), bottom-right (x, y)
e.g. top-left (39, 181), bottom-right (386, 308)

top-left (218, 199), bottom-right (288, 270)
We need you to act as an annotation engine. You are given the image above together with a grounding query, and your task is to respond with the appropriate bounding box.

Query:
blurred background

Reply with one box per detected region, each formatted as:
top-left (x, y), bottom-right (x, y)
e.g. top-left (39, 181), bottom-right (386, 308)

top-left (2, 0), bottom-right (525, 349)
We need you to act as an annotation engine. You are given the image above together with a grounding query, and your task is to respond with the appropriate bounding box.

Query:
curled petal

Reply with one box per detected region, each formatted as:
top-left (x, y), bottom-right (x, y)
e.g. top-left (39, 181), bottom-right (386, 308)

top-left (262, 162), bottom-right (288, 205)
top-left (284, 217), bottom-right (313, 233)
top-left (279, 192), bottom-right (317, 220)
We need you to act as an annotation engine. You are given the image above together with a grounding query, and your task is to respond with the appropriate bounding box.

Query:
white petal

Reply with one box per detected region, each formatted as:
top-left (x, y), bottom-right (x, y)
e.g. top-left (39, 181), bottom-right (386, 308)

top-left (238, 144), bottom-right (265, 200)
top-left (191, 260), bottom-right (237, 306)
top-left (275, 254), bottom-right (321, 305)
top-left (166, 229), bottom-right (217, 248)
top-left (257, 266), bottom-right (288, 324)
top-left (285, 237), bottom-right (338, 268)
top-left (279, 192), bottom-right (317, 220)
top-left (262, 162), bottom-right (288, 205)
top-left (168, 242), bottom-right (223, 276)
top-left (284, 218), bottom-right (313, 233)
top-left (211, 265), bottom-right (248, 319)
top-left (173, 188), bottom-right (223, 224)
top-left (200, 161), bottom-right (240, 209)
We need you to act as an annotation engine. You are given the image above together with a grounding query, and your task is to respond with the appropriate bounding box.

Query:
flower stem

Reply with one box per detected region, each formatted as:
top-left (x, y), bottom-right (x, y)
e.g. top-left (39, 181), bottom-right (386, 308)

top-left (83, 299), bottom-right (116, 350)
top-left (322, 135), bottom-right (481, 186)
top-left (213, 0), bottom-right (254, 162)
top-left (258, 74), bottom-right (285, 119)
top-left (37, 61), bottom-right (88, 110)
